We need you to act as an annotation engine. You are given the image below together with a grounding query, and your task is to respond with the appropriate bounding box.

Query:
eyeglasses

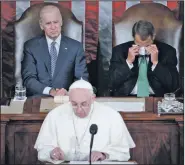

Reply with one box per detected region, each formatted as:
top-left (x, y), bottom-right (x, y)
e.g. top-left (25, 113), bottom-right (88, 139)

top-left (71, 102), bottom-right (90, 109)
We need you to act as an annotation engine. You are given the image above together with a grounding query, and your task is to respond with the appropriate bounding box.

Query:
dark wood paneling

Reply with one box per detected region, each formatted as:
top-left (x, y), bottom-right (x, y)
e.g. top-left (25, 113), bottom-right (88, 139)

top-left (4, 118), bottom-right (181, 164)
top-left (145, 97), bottom-right (153, 112)
top-left (153, 97), bottom-right (162, 113)
top-left (7, 122), bottom-right (42, 164)
top-left (176, 119), bottom-right (184, 165)
top-left (0, 118), bottom-right (8, 164)
top-left (127, 121), bottom-right (179, 164)
top-left (23, 97), bottom-right (41, 113)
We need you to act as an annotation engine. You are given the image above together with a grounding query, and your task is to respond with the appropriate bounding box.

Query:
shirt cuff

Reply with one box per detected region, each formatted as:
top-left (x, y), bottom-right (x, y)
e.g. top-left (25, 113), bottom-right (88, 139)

top-left (38, 147), bottom-right (64, 164)
top-left (102, 152), bottom-right (109, 159)
top-left (126, 60), bottom-right (134, 69)
top-left (43, 87), bottom-right (52, 95)
top-left (151, 63), bottom-right (158, 71)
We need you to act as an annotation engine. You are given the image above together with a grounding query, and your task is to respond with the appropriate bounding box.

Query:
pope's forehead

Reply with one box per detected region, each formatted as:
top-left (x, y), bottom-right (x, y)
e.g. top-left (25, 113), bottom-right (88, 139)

top-left (70, 89), bottom-right (92, 99)
top-left (69, 89), bottom-right (91, 102)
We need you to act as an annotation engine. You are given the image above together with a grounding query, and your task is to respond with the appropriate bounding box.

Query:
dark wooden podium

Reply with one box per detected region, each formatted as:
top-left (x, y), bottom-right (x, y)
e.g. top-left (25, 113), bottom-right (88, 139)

top-left (0, 97), bottom-right (184, 164)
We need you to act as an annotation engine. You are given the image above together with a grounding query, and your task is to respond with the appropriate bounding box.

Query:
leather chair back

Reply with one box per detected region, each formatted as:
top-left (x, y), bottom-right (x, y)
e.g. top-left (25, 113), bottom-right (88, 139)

top-left (14, 2), bottom-right (83, 86)
top-left (113, 3), bottom-right (182, 71)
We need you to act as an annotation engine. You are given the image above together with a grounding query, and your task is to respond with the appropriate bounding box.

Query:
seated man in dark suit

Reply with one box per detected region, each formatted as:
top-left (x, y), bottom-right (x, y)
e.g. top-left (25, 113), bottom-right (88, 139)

top-left (21, 5), bottom-right (88, 97)
top-left (108, 20), bottom-right (180, 97)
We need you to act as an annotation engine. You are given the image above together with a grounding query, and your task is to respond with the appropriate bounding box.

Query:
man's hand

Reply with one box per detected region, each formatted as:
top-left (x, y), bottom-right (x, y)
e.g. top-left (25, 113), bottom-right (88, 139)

top-left (49, 88), bottom-right (57, 97)
top-left (49, 88), bottom-right (68, 97)
top-left (89, 151), bottom-right (107, 162)
top-left (146, 44), bottom-right (159, 65)
top-left (56, 88), bottom-right (68, 96)
top-left (126, 45), bottom-right (139, 64)
top-left (50, 147), bottom-right (64, 161)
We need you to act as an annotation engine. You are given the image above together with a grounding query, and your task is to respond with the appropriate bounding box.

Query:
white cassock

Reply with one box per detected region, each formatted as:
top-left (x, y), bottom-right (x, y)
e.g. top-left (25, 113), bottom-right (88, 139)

top-left (34, 101), bottom-right (135, 164)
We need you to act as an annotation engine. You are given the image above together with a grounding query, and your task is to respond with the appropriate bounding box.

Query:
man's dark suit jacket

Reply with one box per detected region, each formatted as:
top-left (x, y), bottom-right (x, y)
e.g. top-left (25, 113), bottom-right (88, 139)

top-left (21, 35), bottom-right (89, 97)
top-left (108, 40), bottom-right (180, 97)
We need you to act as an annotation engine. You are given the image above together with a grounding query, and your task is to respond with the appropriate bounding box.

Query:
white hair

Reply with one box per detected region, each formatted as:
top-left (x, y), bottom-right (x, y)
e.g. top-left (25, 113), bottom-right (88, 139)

top-left (39, 5), bottom-right (62, 23)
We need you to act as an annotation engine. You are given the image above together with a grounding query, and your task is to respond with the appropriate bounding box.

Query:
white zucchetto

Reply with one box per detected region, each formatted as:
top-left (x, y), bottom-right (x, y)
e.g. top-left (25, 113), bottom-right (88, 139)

top-left (69, 78), bottom-right (93, 92)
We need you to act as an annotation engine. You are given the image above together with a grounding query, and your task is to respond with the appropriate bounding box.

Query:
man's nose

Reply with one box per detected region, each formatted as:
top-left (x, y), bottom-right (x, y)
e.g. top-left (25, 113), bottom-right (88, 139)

top-left (50, 23), bottom-right (55, 29)
top-left (76, 105), bottom-right (82, 112)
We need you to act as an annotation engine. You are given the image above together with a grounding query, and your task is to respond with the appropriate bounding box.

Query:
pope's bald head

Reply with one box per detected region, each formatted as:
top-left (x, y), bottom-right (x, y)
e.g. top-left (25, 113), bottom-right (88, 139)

top-left (39, 5), bottom-right (62, 22)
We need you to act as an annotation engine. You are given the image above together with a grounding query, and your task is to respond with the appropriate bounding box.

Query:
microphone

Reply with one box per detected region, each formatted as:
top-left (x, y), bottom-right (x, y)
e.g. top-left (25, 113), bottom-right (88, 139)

top-left (89, 124), bottom-right (98, 165)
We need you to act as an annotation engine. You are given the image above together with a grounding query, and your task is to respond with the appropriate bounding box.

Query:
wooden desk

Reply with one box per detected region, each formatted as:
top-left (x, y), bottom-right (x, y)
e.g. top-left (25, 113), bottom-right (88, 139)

top-left (0, 97), bottom-right (184, 164)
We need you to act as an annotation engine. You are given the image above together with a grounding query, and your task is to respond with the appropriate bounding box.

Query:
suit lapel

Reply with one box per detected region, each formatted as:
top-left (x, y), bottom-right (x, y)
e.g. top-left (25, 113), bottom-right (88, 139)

top-left (52, 36), bottom-right (69, 80)
top-left (148, 40), bottom-right (157, 71)
top-left (39, 36), bottom-right (52, 77)
top-left (147, 55), bottom-right (153, 71)
top-left (134, 56), bottom-right (139, 67)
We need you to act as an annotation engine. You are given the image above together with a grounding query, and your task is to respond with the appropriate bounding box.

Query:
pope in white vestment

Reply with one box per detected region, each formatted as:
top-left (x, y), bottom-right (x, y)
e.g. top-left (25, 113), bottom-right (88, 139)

top-left (34, 79), bottom-right (135, 164)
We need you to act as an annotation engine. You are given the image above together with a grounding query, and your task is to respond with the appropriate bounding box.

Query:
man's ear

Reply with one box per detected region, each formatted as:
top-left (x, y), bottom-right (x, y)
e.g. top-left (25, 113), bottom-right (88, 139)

top-left (39, 20), bottom-right (44, 30)
top-left (152, 34), bottom-right (156, 41)
top-left (91, 94), bottom-right (96, 101)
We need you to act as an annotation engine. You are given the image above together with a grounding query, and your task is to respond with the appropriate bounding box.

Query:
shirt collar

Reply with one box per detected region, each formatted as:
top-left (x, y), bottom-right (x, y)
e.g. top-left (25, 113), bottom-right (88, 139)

top-left (46, 34), bottom-right (61, 47)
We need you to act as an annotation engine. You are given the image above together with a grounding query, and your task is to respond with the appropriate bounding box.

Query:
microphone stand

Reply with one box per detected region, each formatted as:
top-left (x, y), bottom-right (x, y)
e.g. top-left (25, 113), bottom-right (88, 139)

top-left (89, 148), bottom-right (92, 165)
top-left (89, 124), bottom-right (97, 165)
top-left (89, 135), bottom-right (94, 165)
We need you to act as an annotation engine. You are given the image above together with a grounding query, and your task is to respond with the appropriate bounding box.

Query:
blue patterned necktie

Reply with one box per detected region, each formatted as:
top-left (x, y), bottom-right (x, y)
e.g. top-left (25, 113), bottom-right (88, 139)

top-left (50, 41), bottom-right (58, 77)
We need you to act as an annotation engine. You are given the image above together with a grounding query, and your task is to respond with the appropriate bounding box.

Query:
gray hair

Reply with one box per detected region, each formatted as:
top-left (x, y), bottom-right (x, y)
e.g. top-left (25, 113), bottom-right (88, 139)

top-left (132, 20), bottom-right (155, 41)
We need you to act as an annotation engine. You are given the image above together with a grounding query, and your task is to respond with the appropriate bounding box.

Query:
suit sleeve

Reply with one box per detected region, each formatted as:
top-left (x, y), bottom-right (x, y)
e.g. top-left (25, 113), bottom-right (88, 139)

top-left (148, 47), bottom-right (180, 92)
top-left (108, 46), bottom-right (138, 92)
top-left (21, 43), bottom-right (47, 95)
top-left (74, 44), bottom-right (89, 81)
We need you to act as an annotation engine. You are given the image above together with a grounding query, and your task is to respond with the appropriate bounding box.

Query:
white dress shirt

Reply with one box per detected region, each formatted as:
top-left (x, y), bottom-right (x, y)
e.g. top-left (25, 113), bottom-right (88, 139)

top-left (43, 34), bottom-right (61, 95)
top-left (126, 57), bottom-right (156, 95)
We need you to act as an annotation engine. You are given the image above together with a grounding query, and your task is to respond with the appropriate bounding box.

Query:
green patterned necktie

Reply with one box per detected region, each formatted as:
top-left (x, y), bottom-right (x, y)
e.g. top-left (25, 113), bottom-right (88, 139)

top-left (137, 57), bottom-right (149, 97)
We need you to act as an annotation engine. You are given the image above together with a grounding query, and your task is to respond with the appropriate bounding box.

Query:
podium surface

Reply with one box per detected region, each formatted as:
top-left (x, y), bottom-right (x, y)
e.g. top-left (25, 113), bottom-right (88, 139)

top-left (61, 161), bottom-right (137, 164)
